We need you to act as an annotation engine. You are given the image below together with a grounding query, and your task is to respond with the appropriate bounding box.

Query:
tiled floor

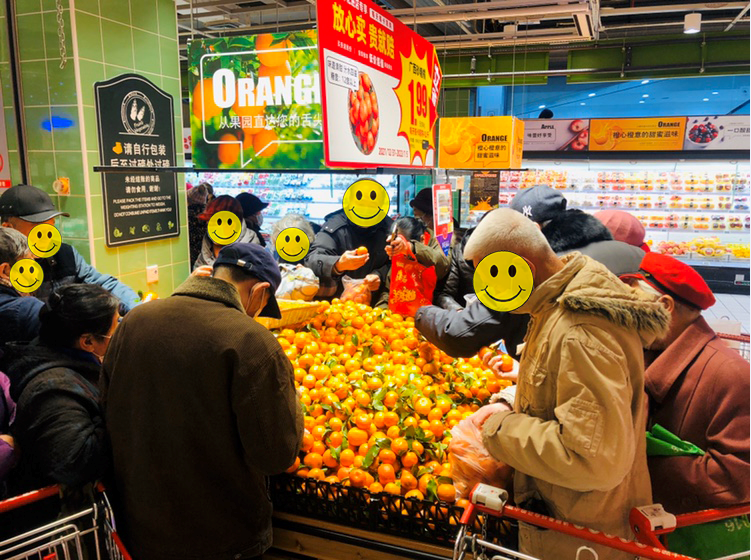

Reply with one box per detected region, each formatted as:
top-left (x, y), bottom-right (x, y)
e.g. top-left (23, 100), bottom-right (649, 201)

top-left (705, 293), bottom-right (750, 334)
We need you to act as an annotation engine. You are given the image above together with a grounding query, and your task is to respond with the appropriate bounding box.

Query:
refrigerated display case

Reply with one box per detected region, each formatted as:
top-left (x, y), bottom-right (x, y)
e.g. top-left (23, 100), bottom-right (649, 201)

top-left (446, 159), bottom-right (750, 294)
top-left (185, 172), bottom-right (402, 231)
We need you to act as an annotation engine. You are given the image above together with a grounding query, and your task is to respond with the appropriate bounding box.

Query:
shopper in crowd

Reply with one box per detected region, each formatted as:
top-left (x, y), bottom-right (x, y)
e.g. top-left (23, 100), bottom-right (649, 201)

top-left (236, 192), bottom-right (269, 247)
top-left (0, 228), bottom-right (44, 346)
top-left (193, 195), bottom-right (256, 270)
top-left (434, 226), bottom-right (476, 311)
top-left (0, 184), bottom-right (140, 311)
top-left (0, 371), bottom-right (16, 495)
top-left (305, 208), bottom-right (393, 301)
top-left (595, 209), bottom-right (651, 252)
top-left (374, 217), bottom-right (449, 309)
top-left (464, 209), bottom-right (670, 559)
top-left (622, 253), bottom-right (749, 514)
top-left (0, 284), bottom-right (119, 491)
top-left (410, 187), bottom-right (464, 246)
top-left (101, 243), bottom-right (302, 560)
top-left (271, 213), bottom-right (316, 265)
top-left (509, 184), bottom-right (567, 224)
top-left (187, 182), bottom-right (212, 266)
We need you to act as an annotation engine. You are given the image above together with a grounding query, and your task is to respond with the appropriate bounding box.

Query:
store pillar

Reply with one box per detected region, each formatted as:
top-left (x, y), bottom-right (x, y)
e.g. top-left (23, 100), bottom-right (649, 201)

top-left (1, 0), bottom-right (189, 298)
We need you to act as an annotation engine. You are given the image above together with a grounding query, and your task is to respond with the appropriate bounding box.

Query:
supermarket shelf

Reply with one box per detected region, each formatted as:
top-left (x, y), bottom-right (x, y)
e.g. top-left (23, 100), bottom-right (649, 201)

top-left (647, 228), bottom-right (750, 234)
top-left (665, 256), bottom-right (750, 268)
top-left (570, 206), bottom-right (748, 214)
top-left (500, 189), bottom-right (746, 195)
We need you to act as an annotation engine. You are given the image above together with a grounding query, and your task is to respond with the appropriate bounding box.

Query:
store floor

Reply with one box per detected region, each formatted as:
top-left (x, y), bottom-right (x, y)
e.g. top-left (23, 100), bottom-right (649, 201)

top-left (705, 293), bottom-right (750, 334)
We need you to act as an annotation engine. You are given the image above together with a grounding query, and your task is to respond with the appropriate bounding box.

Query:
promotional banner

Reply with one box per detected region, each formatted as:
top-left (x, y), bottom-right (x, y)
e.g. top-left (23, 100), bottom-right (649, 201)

top-left (683, 116), bottom-right (750, 150)
top-left (469, 171), bottom-right (500, 211)
top-left (94, 74), bottom-right (179, 247)
top-left (589, 117), bottom-right (686, 151)
top-left (432, 183), bottom-right (453, 255)
top-left (438, 117), bottom-right (524, 169)
top-left (188, 32), bottom-right (325, 170)
top-left (524, 119), bottom-right (589, 152)
top-left (317, 0), bottom-right (442, 168)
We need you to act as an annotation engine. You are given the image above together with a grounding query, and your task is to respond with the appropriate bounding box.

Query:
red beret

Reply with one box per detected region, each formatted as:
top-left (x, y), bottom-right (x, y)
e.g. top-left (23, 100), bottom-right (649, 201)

top-left (623, 253), bottom-right (715, 310)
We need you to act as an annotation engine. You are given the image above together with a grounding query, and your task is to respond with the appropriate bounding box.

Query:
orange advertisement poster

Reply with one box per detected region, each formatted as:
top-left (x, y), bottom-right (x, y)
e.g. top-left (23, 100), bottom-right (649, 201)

top-left (589, 117), bottom-right (687, 151)
top-left (438, 116), bottom-right (524, 169)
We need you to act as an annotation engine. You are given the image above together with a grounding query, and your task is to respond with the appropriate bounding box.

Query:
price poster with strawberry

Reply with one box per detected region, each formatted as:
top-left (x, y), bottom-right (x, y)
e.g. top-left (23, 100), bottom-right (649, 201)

top-left (316, 0), bottom-right (442, 168)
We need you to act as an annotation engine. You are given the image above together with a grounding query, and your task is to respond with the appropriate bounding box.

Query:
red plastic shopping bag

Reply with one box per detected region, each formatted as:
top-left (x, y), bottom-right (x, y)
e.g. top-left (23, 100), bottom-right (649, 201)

top-left (388, 251), bottom-right (437, 317)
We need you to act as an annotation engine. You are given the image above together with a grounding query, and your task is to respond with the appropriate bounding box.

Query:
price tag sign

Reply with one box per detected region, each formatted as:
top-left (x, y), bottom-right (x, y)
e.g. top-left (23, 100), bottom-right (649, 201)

top-left (317, 0), bottom-right (442, 168)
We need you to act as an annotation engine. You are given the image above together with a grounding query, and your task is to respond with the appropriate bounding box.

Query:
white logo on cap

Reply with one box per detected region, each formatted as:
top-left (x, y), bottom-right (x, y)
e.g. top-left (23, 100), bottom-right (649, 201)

top-left (522, 205), bottom-right (533, 218)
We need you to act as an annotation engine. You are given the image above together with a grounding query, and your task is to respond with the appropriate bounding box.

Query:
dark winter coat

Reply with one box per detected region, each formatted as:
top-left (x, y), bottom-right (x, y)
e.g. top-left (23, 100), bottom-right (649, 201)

top-left (1, 343), bottom-right (107, 491)
top-left (435, 227), bottom-right (475, 311)
top-left (188, 203), bottom-right (208, 266)
top-left (0, 284), bottom-right (44, 346)
top-left (0, 372), bottom-right (16, 488)
top-left (101, 276), bottom-right (303, 560)
top-left (36, 243), bottom-right (140, 311)
top-left (305, 209), bottom-right (394, 300)
top-left (541, 208), bottom-right (613, 253)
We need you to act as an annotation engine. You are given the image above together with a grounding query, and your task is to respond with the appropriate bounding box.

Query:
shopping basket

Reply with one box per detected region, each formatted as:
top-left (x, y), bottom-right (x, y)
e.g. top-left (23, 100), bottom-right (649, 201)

top-left (717, 332), bottom-right (750, 362)
top-left (451, 483), bottom-right (751, 560)
top-left (256, 299), bottom-right (321, 330)
top-left (0, 483), bottom-right (130, 560)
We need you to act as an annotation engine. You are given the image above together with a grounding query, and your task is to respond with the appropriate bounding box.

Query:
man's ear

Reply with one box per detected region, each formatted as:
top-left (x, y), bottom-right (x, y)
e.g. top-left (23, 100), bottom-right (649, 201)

top-left (0, 262), bottom-right (9, 279)
top-left (535, 222), bottom-right (542, 231)
top-left (659, 294), bottom-right (675, 314)
top-left (523, 257), bottom-right (536, 284)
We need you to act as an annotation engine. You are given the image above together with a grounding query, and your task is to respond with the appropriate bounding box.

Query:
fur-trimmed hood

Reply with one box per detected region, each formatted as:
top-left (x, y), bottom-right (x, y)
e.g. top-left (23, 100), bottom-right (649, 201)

top-left (542, 208), bottom-right (613, 253)
top-left (518, 252), bottom-right (670, 341)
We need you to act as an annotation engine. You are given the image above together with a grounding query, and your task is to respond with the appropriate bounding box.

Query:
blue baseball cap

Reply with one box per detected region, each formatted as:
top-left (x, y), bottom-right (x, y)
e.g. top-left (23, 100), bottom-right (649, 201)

top-left (213, 243), bottom-right (282, 318)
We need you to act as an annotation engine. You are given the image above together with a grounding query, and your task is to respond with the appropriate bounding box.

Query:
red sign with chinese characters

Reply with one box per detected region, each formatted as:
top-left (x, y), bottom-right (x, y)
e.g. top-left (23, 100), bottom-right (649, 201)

top-left (317, 0), bottom-right (442, 168)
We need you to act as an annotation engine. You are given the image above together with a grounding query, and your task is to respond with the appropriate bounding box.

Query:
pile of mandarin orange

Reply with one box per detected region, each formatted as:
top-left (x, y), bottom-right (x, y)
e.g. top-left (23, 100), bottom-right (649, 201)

top-left (276, 299), bottom-right (513, 505)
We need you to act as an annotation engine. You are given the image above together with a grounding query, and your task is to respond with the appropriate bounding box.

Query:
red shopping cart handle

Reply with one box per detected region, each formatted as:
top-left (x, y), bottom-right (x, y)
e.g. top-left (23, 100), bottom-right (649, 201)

top-left (0, 485), bottom-right (60, 514)
top-left (460, 501), bottom-right (695, 560)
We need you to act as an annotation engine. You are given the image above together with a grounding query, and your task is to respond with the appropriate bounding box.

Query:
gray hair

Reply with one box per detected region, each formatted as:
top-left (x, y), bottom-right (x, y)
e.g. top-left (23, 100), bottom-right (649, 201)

top-left (464, 207), bottom-right (552, 264)
top-left (0, 227), bottom-right (30, 265)
top-left (271, 213), bottom-right (316, 247)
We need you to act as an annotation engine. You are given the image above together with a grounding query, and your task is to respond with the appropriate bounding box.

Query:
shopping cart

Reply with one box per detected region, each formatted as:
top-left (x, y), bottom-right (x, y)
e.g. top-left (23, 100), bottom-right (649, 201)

top-left (452, 483), bottom-right (750, 560)
top-left (718, 332), bottom-right (750, 361)
top-left (0, 484), bottom-right (130, 560)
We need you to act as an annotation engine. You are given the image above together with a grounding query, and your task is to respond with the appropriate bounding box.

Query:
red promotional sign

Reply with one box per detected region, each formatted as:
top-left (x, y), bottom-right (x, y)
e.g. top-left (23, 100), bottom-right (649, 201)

top-left (317, 0), bottom-right (442, 168)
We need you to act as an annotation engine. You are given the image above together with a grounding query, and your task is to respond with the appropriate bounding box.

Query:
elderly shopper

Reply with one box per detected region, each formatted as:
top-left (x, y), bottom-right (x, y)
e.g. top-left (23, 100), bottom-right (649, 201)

top-left (466, 208), bottom-right (669, 559)
top-left (0, 228), bottom-right (44, 346)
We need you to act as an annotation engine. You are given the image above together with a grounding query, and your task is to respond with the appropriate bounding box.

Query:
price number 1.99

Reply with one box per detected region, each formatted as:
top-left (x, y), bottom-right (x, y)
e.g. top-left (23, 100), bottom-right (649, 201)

top-left (408, 80), bottom-right (428, 125)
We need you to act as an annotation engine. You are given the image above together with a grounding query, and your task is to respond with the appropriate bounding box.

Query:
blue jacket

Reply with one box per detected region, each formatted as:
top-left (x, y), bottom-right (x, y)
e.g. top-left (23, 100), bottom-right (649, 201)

top-left (37, 244), bottom-right (140, 311)
top-left (0, 284), bottom-right (44, 347)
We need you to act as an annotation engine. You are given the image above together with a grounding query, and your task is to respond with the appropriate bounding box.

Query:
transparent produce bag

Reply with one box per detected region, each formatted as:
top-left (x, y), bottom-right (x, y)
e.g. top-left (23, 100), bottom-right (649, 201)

top-left (341, 275), bottom-right (373, 305)
top-left (275, 264), bottom-right (320, 301)
top-left (448, 416), bottom-right (513, 498)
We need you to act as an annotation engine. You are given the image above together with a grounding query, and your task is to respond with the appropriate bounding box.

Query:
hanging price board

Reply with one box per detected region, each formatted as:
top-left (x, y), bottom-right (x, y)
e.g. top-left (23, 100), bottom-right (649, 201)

top-left (316, 0), bottom-right (442, 168)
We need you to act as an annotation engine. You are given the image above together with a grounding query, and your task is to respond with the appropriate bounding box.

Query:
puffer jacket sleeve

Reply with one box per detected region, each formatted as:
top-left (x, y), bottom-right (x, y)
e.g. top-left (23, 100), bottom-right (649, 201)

top-left (231, 344), bottom-right (303, 475)
top-left (415, 302), bottom-right (527, 360)
top-left (413, 234), bottom-right (449, 280)
top-left (434, 243), bottom-right (464, 311)
top-left (482, 324), bottom-right (636, 492)
top-left (14, 376), bottom-right (108, 487)
top-left (305, 229), bottom-right (344, 298)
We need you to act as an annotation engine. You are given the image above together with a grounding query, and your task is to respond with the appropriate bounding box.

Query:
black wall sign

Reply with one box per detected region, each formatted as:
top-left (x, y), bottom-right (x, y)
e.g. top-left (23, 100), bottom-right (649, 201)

top-left (469, 171), bottom-right (500, 210)
top-left (95, 74), bottom-right (179, 247)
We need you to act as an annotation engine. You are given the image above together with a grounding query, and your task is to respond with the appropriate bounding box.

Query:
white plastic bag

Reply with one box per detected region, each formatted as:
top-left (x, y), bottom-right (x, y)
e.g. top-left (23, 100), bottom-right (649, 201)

top-left (275, 264), bottom-right (319, 301)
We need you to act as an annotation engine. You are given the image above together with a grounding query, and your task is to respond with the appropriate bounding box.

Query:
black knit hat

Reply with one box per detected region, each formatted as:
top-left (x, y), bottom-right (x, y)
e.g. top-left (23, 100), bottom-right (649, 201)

top-left (409, 188), bottom-right (433, 216)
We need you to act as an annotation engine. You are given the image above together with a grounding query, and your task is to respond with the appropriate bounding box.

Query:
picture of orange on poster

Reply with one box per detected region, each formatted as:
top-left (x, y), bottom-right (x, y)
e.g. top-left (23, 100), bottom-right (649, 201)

top-left (438, 116), bottom-right (524, 169)
top-left (589, 117), bottom-right (686, 151)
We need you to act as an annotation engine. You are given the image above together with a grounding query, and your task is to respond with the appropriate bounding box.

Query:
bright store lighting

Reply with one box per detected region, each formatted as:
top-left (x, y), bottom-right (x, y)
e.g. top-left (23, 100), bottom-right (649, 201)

top-left (580, 102), bottom-right (586, 106)
top-left (642, 94), bottom-right (649, 98)
top-left (684, 13), bottom-right (701, 34)
top-left (538, 105), bottom-right (546, 109)
top-left (588, 93), bottom-right (596, 97)
top-left (641, 80), bottom-right (650, 84)
top-left (639, 100), bottom-right (645, 104)
top-left (703, 98), bottom-right (709, 101)
top-left (712, 91), bottom-right (719, 95)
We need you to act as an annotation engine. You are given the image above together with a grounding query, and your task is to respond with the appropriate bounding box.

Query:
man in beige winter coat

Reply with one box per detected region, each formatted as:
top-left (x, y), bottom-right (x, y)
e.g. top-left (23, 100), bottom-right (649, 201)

top-left (466, 209), bottom-right (670, 559)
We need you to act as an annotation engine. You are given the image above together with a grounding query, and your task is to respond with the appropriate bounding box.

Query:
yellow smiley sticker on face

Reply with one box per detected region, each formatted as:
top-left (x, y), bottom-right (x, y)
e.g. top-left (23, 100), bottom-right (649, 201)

top-left (10, 258), bottom-right (44, 294)
top-left (275, 227), bottom-right (310, 262)
top-left (473, 251), bottom-right (534, 312)
top-left (342, 179), bottom-right (390, 228)
top-left (28, 224), bottom-right (62, 258)
top-left (207, 211), bottom-right (241, 245)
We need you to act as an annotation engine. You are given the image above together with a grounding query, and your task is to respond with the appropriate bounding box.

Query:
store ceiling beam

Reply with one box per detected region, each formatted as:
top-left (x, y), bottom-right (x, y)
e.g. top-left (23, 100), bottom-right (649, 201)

top-left (399, 4), bottom-right (589, 25)
top-left (385, 0), bottom-right (585, 17)
top-left (725, 2), bottom-right (751, 30)
top-left (600, 2), bottom-right (748, 17)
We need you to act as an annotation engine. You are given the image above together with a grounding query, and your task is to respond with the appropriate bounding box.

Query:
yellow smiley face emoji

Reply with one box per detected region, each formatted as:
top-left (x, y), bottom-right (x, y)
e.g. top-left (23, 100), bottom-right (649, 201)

top-left (275, 227), bottom-right (310, 262)
top-left (473, 251), bottom-right (534, 312)
top-left (342, 179), bottom-right (390, 228)
top-left (207, 211), bottom-right (242, 245)
top-left (28, 224), bottom-right (62, 258)
top-left (10, 258), bottom-right (44, 294)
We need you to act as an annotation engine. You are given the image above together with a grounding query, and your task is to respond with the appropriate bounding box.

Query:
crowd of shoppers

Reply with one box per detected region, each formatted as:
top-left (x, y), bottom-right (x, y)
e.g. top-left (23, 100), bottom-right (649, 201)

top-left (0, 180), bottom-right (748, 560)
